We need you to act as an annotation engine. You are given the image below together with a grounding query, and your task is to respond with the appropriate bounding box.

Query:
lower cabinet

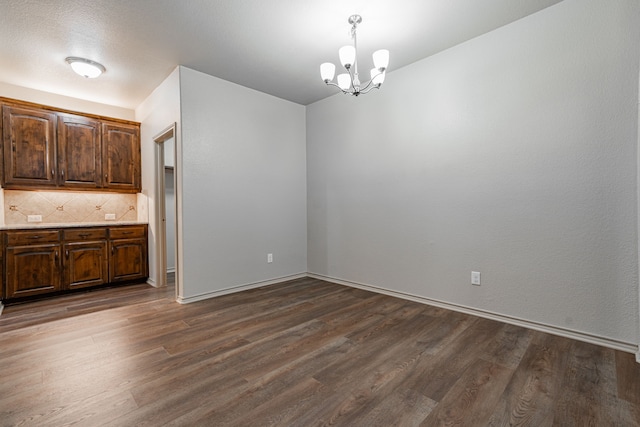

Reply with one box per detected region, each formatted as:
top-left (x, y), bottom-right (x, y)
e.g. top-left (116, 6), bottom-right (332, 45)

top-left (5, 230), bottom-right (62, 299)
top-left (5, 242), bottom-right (62, 299)
top-left (110, 226), bottom-right (148, 283)
top-left (2, 224), bottom-right (147, 301)
top-left (64, 228), bottom-right (109, 290)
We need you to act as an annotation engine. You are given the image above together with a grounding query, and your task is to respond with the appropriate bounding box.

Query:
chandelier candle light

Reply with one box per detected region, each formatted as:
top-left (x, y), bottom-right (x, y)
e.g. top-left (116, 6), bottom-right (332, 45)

top-left (320, 15), bottom-right (389, 96)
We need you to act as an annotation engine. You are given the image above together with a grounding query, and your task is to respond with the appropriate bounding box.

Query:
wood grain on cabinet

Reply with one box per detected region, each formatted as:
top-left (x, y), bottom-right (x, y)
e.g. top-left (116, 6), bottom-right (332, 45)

top-left (4, 230), bottom-right (62, 299)
top-left (0, 98), bottom-right (141, 192)
top-left (102, 122), bottom-right (140, 192)
top-left (109, 225), bottom-right (148, 283)
top-left (2, 104), bottom-right (57, 187)
top-left (63, 228), bottom-right (108, 290)
top-left (2, 225), bottom-right (147, 302)
top-left (57, 113), bottom-right (102, 189)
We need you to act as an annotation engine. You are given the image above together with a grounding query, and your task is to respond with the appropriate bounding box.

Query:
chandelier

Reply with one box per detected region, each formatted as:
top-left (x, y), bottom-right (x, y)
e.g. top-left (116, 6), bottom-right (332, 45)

top-left (320, 15), bottom-right (389, 96)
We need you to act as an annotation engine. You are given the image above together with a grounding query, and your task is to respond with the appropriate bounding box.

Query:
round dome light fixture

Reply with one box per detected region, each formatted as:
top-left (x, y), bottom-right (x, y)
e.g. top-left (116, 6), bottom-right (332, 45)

top-left (65, 57), bottom-right (106, 78)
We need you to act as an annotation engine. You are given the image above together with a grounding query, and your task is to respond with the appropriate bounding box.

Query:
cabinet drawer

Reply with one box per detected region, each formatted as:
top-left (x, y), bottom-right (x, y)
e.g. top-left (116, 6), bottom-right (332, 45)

top-left (110, 226), bottom-right (146, 239)
top-left (6, 230), bottom-right (60, 246)
top-left (64, 228), bottom-right (107, 241)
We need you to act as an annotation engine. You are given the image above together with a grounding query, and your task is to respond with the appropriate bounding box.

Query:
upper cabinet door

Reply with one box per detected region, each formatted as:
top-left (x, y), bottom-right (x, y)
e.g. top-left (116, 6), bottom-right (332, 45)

top-left (102, 122), bottom-right (141, 192)
top-left (57, 113), bottom-right (102, 189)
top-left (2, 104), bottom-right (57, 187)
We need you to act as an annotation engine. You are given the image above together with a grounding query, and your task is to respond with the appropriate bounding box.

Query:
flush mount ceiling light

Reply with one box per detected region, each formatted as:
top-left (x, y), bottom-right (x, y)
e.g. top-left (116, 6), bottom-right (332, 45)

top-left (320, 15), bottom-right (389, 96)
top-left (65, 57), bottom-right (106, 78)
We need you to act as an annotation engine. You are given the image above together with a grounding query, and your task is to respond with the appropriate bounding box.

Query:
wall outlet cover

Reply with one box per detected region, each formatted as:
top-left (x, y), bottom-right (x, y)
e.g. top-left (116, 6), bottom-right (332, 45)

top-left (471, 271), bottom-right (481, 286)
top-left (105, 213), bottom-right (117, 220)
top-left (27, 215), bottom-right (42, 223)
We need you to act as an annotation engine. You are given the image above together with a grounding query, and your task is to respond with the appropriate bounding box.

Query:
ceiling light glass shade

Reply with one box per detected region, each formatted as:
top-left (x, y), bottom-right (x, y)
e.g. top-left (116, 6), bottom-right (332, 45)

top-left (320, 62), bottom-right (336, 82)
top-left (65, 57), bottom-right (106, 78)
top-left (370, 68), bottom-right (385, 85)
top-left (339, 45), bottom-right (356, 68)
top-left (372, 49), bottom-right (389, 70)
top-left (337, 74), bottom-right (351, 90)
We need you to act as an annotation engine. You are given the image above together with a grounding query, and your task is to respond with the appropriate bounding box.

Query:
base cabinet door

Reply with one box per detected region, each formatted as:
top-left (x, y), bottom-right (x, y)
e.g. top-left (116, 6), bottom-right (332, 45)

top-left (5, 244), bottom-right (62, 298)
top-left (110, 238), bottom-right (147, 282)
top-left (64, 241), bottom-right (108, 290)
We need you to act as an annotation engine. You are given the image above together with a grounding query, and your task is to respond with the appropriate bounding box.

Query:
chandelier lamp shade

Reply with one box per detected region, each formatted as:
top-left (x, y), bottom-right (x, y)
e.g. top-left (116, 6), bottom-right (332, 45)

top-left (320, 15), bottom-right (389, 96)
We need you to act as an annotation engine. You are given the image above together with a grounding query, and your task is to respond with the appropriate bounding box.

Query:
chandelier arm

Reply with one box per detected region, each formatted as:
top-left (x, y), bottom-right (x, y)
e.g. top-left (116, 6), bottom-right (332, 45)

top-left (358, 78), bottom-right (376, 93)
top-left (359, 85), bottom-right (381, 95)
top-left (358, 69), bottom-right (385, 93)
top-left (325, 81), bottom-right (349, 93)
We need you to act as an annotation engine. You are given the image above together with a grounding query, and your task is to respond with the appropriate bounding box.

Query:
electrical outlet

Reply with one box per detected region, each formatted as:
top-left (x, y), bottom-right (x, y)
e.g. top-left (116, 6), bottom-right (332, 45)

top-left (267, 253), bottom-right (273, 263)
top-left (105, 213), bottom-right (116, 220)
top-left (471, 271), bottom-right (481, 286)
top-left (27, 215), bottom-right (42, 223)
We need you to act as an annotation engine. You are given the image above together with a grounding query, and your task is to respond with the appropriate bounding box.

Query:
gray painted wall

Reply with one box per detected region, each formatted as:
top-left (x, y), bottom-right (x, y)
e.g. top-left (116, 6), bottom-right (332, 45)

top-left (179, 67), bottom-right (307, 299)
top-left (307, 0), bottom-right (640, 344)
top-left (135, 67), bottom-right (181, 287)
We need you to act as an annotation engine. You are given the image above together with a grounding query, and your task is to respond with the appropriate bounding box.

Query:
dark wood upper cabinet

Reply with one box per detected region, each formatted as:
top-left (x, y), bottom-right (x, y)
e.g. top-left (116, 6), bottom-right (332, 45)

top-left (2, 104), bottom-right (57, 187)
top-left (102, 122), bottom-right (140, 191)
top-left (58, 113), bottom-right (102, 189)
top-left (0, 98), bottom-right (140, 193)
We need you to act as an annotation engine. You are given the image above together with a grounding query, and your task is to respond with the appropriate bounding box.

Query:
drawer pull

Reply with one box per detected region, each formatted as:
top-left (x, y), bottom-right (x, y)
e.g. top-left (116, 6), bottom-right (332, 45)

top-left (78, 233), bottom-right (91, 237)
top-left (27, 235), bottom-right (43, 240)
top-left (121, 231), bottom-right (133, 235)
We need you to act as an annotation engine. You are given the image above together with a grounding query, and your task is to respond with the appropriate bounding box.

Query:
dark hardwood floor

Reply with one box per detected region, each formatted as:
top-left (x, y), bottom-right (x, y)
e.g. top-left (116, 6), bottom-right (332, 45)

top-left (1, 277), bottom-right (639, 426)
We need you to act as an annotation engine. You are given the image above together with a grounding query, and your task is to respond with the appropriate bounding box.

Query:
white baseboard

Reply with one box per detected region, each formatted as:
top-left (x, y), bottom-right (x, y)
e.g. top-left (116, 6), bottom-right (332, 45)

top-left (146, 277), bottom-right (157, 287)
top-left (177, 273), bottom-right (308, 304)
top-left (307, 273), bottom-right (639, 356)
top-left (0, 302), bottom-right (3, 317)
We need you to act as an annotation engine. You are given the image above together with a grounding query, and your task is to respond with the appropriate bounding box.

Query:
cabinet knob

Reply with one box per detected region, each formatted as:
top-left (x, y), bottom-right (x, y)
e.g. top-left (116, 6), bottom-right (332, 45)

top-left (65, 250), bottom-right (69, 258)
top-left (112, 246), bottom-right (115, 254)
top-left (52, 169), bottom-right (55, 177)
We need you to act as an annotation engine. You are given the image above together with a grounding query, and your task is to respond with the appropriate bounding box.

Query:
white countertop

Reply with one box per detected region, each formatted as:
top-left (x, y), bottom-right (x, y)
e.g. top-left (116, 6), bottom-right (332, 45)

top-left (0, 221), bottom-right (148, 230)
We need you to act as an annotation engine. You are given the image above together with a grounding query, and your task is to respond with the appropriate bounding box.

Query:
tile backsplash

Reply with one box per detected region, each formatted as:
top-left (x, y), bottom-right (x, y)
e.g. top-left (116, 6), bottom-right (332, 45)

top-left (2, 190), bottom-right (141, 225)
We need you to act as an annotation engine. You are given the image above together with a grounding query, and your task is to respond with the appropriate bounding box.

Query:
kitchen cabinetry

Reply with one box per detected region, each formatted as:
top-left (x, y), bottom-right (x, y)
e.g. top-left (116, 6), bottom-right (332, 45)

top-left (1, 104), bottom-right (57, 187)
top-left (2, 224), bottom-right (147, 301)
top-left (4, 230), bottom-right (62, 299)
top-left (57, 113), bottom-right (102, 189)
top-left (102, 122), bottom-right (140, 191)
top-left (63, 228), bottom-right (108, 290)
top-left (109, 225), bottom-right (148, 282)
top-left (0, 98), bottom-right (140, 192)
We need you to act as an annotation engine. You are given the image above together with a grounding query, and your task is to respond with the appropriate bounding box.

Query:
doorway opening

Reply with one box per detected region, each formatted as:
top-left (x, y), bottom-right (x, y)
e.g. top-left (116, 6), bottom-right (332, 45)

top-left (154, 124), bottom-right (179, 299)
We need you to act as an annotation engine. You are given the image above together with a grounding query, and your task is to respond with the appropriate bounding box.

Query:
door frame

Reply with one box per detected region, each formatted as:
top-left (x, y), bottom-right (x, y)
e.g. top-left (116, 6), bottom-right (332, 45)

top-left (153, 124), bottom-right (178, 299)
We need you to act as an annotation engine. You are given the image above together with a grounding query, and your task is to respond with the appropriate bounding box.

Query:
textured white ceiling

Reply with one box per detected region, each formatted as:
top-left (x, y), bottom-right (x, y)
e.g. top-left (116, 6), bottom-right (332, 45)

top-left (0, 0), bottom-right (563, 108)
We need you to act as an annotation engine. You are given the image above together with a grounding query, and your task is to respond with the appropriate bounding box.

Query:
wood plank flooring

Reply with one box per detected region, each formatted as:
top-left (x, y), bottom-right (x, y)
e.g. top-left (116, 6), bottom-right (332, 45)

top-left (1, 277), bottom-right (639, 426)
